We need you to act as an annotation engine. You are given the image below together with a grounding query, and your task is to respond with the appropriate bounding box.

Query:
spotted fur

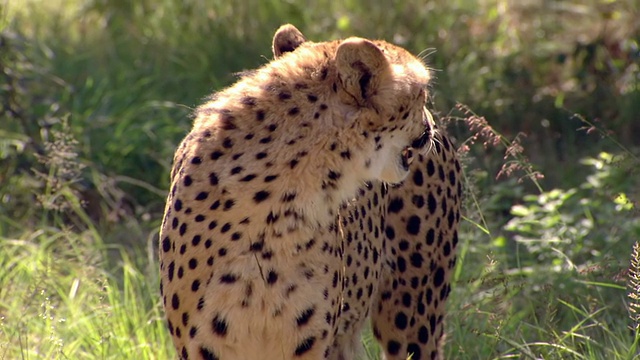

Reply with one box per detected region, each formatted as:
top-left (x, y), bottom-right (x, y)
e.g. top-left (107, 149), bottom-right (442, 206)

top-left (159, 24), bottom-right (461, 360)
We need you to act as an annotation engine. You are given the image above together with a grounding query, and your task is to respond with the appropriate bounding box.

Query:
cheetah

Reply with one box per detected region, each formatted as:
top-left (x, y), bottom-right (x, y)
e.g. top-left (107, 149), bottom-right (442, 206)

top-left (159, 24), bottom-right (461, 360)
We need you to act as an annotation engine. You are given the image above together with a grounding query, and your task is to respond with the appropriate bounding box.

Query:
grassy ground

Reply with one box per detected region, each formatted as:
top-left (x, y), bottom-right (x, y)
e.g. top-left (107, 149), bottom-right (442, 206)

top-left (1, 0), bottom-right (639, 359)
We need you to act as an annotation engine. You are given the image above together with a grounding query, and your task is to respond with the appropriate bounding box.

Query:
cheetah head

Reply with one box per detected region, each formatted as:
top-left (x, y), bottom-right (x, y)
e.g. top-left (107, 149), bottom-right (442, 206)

top-left (273, 24), bottom-right (433, 185)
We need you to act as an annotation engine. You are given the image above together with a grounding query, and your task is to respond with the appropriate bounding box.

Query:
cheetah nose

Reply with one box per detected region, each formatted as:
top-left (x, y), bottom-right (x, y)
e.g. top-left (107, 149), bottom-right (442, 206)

top-left (401, 147), bottom-right (414, 171)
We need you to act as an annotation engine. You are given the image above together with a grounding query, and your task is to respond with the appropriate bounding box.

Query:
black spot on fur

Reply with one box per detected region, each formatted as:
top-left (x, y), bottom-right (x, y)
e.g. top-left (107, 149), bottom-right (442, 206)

top-left (254, 191), bottom-right (271, 203)
top-left (410, 252), bottom-right (424, 268)
top-left (434, 266), bottom-right (445, 287)
top-left (426, 228), bottom-right (435, 245)
top-left (395, 311), bottom-right (408, 330)
top-left (211, 315), bottom-right (228, 336)
top-left (188, 258), bottom-right (198, 269)
top-left (413, 169), bottom-right (424, 186)
top-left (162, 237), bottom-right (171, 252)
top-left (412, 195), bottom-right (425, 208)
top-left (266, 211), bottom-right (280, 224)
top-left (296, 306), bottom-right (315, 327)
top-left (168, 261), bottom-right (175, 281)
top-left (294, 336), bottom-right (316, 356)
top-left (428, 193), bottom-right (437, 214)
top-left (288, 107), bottom-right (300, 116)
top-left (426, 159), bottom-right (435, 176)
top-left (210, 151), bottom-right (224, 160)
top-left (171, 293), bottom-right (180, 310)
top-left (399, 240), bottom-right (410, 251)
top-left (402, 293), bottom-right (412, 307)
top-left (407, 343), bottom-right (421, 360)
top-left (418, 325), bottom-right (429, 344)
top-left (256, 152), bottom-right (268, 160)
top-left (220, 114), bottom-right (237, 130)
top-left (191, 279), bottom-right (200, 292)
top-left (200, 346), bottom-right (219, 360)
top-left (385, 226), bottom-right (395, 240)
top-left (220, 274), bottom-right (237, 284)
top-left (209, 173), bottom-right (219, 185)
top-left (195, 191), bottom-right (208, 201)
top-left (397, 256), bottom-right (407, 272)
top-left (278, 91), bottom-right (292, 100)
top-left (266, 270), bottom-right (278, 285)
top-left (281, 192), bottom-right (297, 202)
top-left (387, 340), bottom-right (401, 355)
top-left (240, 174), bottom-right (257, 182)
top-left (223, 200), bottom-right (235, 211)
top-left (250, 240), bottom-right (264, 252)
top-left (406, 215), bottom-right (421, 235)
top-left (388, 197), bottom-right (404, 213)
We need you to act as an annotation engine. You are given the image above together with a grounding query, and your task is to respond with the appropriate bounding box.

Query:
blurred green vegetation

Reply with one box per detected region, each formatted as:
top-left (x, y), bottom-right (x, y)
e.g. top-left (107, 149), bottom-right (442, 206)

top-left (1, 0), bottom-right (639, 359)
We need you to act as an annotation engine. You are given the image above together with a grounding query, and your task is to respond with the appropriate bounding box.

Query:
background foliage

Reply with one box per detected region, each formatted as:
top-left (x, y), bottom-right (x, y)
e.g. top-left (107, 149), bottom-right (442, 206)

top-left (1, 0), bottom-right (639, 359)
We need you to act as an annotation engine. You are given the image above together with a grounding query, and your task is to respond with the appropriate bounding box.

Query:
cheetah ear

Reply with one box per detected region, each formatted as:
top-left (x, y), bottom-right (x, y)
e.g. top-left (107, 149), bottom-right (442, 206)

top-left (335, 38), bottom-right (388, 106)
top-left (272, 24), bottom-right (307, 58)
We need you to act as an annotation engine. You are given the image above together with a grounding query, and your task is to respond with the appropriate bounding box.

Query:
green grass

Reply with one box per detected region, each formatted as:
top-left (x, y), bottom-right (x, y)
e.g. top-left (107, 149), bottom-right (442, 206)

top-left (1, 0), bottom-right (639, 359)
top-left (0, 222), bottom-right (173, 359)
top-left (0, 182), bottom-right (173, 359)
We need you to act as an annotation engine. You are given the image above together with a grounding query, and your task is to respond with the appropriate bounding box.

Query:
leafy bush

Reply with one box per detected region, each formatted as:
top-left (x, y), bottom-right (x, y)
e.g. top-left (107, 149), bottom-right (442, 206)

top-left (506, 152), bottom-right (639, 266)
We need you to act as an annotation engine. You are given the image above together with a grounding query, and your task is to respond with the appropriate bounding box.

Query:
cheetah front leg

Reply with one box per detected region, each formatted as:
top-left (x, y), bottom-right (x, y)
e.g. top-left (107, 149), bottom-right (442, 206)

top-left (372, 132), bottom-right (462, 360)
top-left (328, 186), bottom-right (387, 360)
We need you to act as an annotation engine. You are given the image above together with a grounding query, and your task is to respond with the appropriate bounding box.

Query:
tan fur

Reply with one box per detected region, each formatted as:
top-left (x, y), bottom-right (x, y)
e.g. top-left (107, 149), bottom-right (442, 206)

top-left (159, 24), bottom-right (461, 360)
